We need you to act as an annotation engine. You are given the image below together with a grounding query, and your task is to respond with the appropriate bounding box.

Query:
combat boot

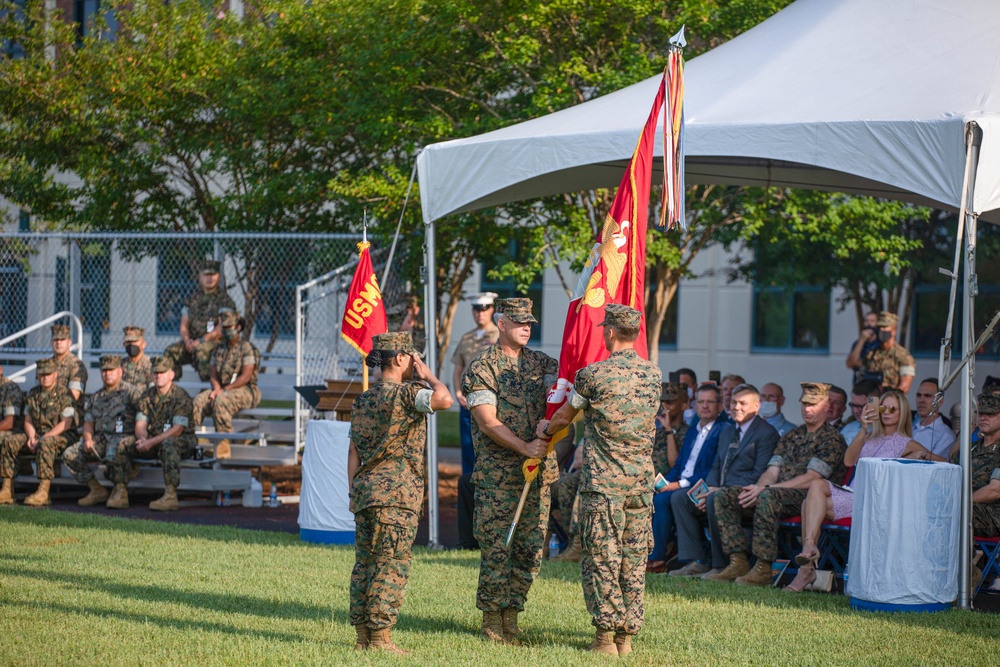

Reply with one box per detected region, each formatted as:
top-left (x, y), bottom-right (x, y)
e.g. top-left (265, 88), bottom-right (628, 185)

top-left (23, 479), bottom-right (51, 507)
top-left (0, 478), bottom-right (14, 505)
top-left (588, 629), bottom-right (618, 655)
top-left (552, 536), bottom-right (582, 563)
top-left (705, 552), bottom-right (750, 581)
top-left (214, 440), bottom-right (231, 460)
top-left (501, 608), bottom-right (523, 646)
top-left (78, 479), bottom-right (110, 506)
top-left (368, 628), bottom-right (410, 655)
top-left (480, 610), bottom-right (504, 642)
top-left (149, 484), bottom-right (179, 511)
top-left (735, 560), bottom-right (774, 586)
top-left (353, 624), bottom-right (370, 651)
top-left (614, 632), bottom-right (633, 656)
top-left (106, 484), bottom-right (129, 509)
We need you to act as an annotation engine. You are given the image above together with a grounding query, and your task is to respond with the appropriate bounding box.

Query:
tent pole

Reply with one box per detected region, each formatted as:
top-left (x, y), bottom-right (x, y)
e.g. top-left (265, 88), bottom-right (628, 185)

top-left (423, 217), bottom-right (441, 549)
top-left (958, 121), bottom-right (982, 610)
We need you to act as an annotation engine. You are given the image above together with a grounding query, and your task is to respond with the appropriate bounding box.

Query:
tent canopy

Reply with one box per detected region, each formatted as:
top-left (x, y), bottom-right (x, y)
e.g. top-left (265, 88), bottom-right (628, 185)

top-left (417, 0), bottom-right (1000, 223)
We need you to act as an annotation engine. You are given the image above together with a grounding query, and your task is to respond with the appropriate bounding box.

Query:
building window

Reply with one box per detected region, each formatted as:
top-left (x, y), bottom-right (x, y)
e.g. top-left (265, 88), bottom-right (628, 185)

top-left (75, 0), bottom-right (118, 43)
top-left (252, 255), bottom-right (310, 339)
top-left (1, 0), bottom-right (26, 60)
top-left (156, 257), bottom-right (195, 337)
top-left (56, 245), bottom-right (111, 347)
top-left (752, 286), bottom-right (830, 353)
top-left (0, 263), bottom-right (27, 347)
top-left (18, 209), bottom-right (29, 232)
top-left (480, 242), bottom-right (543, 344)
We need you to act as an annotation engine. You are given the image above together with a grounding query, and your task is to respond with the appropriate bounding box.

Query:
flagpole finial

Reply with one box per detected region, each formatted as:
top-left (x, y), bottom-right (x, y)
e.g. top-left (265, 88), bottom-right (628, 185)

top-left (670, 26), bottom-right (686, 49)
top-left (362, 209), bottom-right (368, 244)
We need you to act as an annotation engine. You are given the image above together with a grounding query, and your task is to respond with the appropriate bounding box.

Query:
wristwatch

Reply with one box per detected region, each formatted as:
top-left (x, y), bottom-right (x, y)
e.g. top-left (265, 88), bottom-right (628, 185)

top-left (664, 428), bottom-right (677, 436)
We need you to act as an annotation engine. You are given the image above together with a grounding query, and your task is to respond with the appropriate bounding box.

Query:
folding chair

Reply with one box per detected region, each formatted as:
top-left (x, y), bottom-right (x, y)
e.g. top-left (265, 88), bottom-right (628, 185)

top-left (974, 535), bottom-right (1000, 597)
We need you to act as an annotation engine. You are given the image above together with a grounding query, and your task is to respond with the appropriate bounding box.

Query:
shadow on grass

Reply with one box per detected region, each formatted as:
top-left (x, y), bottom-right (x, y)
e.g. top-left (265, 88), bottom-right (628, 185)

top-left (1, 563), bottom-right (338, 623)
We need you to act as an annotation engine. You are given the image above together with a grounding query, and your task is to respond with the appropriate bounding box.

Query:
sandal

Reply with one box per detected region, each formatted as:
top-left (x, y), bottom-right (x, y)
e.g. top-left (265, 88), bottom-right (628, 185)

top-left (784, 565), bottom-right (817, 592)
top-left (795, 537), bottom-right (820, 567)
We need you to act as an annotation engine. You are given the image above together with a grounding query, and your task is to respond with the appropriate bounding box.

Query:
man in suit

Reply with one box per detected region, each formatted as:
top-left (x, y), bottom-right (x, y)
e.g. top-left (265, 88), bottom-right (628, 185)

top-left (646, 384), bottom-right (730, 573)
top-left (668, 383), bottom-right (780, 577)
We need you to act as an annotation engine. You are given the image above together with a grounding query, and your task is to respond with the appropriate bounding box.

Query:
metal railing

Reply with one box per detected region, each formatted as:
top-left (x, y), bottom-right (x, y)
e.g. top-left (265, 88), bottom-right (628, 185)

top-left (1, 311), bottom-right (84, 383)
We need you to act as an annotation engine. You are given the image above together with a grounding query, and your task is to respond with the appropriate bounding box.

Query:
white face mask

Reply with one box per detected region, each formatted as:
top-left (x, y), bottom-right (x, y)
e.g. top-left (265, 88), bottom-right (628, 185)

top-left (758, 401), bottom-right (779, 419)
top-left (686, 386), bottom-right (694, 399)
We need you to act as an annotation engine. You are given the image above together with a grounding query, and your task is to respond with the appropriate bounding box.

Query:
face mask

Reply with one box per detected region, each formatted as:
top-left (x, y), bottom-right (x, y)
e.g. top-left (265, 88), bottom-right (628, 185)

top-left (878, 330), bottom-right (893, 343)
top-left (125, 345), bottom-right (140, 358)
top-left (758, 401), bottom-right (778, 419)
top-left (224, 328), bottom-right (240, 341)
top-left (686, 386), bottom-right (694, 399)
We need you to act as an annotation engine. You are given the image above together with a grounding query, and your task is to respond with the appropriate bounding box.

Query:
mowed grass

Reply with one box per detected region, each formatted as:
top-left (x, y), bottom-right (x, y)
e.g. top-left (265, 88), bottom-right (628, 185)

top-left (0, 508), bottom-right (997, 666)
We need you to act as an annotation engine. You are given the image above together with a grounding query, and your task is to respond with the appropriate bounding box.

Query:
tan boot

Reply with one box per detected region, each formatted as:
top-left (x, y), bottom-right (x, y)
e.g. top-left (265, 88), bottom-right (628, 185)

top-left (614, 632), bottom-right (633, 655)
top-left (0, 478), bottom-right (13, 505)
top-left (214, 440), bottom-right (231, 459)
top-left (106, 484), bottom-right (129, 509)
top-left (480, 610), bottom-right (504, 642)
top-left (588, 629), bottom-right (618, 655)
top-left (552, 536), bottom-right (582, 563)
top-left (149, 484), bottom-right (179, 511)
top-left (735, 560), bottom-right (774, 586)
top-left (23, 479), bottom-right (51, 507)
top-left (706, 552), bottom-right (750, 581)
top-left (501, 608), bottom-right (523, 646)
top-left (368, 628), bottom-right (409, 655)
top-left (353, 624), bottom-right (370, 651)
top-left (78, 479), bottom-right (110, 507)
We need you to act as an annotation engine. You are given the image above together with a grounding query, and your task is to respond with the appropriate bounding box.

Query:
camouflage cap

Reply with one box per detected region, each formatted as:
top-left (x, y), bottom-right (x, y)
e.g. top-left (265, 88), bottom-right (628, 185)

top-left (36, 358), bottom-right (56, 375)
top-left (800, 382), bottom-right (831, 404)
top-left (496, 297), bottom-right (537, 324)
top-left (200, 259), bottom-right (221, 275)
top-left (100, 355), bottom-right (122, 371)
top-left (876, 310), bottom-right (899, 328)
top-left (122, 326), bottom-right (145, 342)
top-left (51, 324), bottom-right (70, 340)
top-left (598, 303), bottom-right (641, 329)
top-left (220, 310), bottom-right (240, 327)
top-left (978, 392), bottom-right (1000, 415)
top-left (151, 356), bottom-right (174, 373)
top-left (372, 331), bottom-right (420, 356)
top-left (661, 381), bottom-right (687, 402)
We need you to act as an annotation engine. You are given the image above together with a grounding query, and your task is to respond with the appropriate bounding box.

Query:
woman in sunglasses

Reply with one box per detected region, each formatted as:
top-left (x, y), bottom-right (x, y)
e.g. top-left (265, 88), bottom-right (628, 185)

top-left (785, 389), bottom-right (924, 591)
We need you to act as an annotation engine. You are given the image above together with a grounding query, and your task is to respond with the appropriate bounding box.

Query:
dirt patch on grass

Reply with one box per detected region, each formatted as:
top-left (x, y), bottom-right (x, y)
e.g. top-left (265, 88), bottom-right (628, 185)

top-left (260, 461), bottom-right (461, 501)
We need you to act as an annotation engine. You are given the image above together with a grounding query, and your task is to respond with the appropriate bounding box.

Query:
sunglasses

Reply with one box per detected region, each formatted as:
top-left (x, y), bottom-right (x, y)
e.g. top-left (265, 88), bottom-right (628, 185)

top-left (877, 405), bottom-right (899, 414)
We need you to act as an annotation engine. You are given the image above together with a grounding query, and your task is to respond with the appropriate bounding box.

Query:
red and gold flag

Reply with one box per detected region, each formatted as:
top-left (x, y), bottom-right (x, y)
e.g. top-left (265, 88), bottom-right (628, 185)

top-left (340, 242), bottom-right (388, 356)
top-left (545, 71), bottom-right (667, 418)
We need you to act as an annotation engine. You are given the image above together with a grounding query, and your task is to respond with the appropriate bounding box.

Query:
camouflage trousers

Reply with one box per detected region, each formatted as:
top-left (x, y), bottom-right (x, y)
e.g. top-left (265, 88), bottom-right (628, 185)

top-left (349, 506), bottom-right (419, 630)
top-left (473, 482), bottom-right (551, 613)
top-left (63, 434), bottom-right (130, 484)
top-left (0, 433), bottom-right (70, 480)
top-left (580, 492), bottom-right (652, 634)
top-left (973, 502), bottom-right (1000, 537)
top-left (108, 435), bottom-right (195, 487)
top-left (714, 485), bottom-right (806, 562)
top-left (192, 385), bottom-right (261, 433)
top-left (554, 468), bottom-right (582, 539)
top-left (163, 339), bottom-right (221, 382)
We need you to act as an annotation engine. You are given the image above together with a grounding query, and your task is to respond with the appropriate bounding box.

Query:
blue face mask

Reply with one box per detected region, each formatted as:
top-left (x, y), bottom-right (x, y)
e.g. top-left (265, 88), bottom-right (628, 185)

top-left (758, 401), bottom-right (778, 419)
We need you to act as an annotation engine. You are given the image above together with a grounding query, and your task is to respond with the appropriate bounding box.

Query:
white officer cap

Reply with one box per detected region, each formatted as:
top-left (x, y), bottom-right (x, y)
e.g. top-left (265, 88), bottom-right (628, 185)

top-left (469, 292), bottom-right (499, 307)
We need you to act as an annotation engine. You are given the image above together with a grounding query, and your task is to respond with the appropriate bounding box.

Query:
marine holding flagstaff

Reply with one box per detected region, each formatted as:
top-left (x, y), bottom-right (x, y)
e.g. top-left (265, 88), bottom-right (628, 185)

top-left (538, 304), bottom-right (661, 656)
top-left (461, 297), bottom-right (558, 645)
top-left (347, 331), bottom-right (452, 654)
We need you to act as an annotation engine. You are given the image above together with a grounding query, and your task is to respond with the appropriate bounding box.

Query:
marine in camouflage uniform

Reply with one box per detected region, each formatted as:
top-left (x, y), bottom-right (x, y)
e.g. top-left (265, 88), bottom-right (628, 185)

top-left (652, 382), bottom-right (690, 478)
top-left (542, 304), bottom-right (661, 655)
top-left (463, 297), bottom-right (557, 644)
top-left (711, 382), bottom-right (846, 585)
top-left (0, 367), bottom-right (26, 504)
top-left (121, 326), bottom-right (153, 389)
top-left (62, 355), bottom-right (141, 506)
top-left (963, 394), bottom-right (1000, 537)
top-left (860, 311), bottom-right (916, 390)
top-left (163, 259), bottom-right (236, 381)
top-left (0, 359), bottom-right (76, 506)
top-left (49, 324), bottom-right (88, 429)
top-left (192, 311), bottom-right (261, 458)
top-left (349, 331), bottom-right (448, 653)
top-left (108, 357), bottom-right (196, 511)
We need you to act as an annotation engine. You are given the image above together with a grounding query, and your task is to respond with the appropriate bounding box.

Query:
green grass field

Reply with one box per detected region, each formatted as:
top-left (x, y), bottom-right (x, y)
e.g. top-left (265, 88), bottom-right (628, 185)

top-left (0, 507), bottom-right (997, 666)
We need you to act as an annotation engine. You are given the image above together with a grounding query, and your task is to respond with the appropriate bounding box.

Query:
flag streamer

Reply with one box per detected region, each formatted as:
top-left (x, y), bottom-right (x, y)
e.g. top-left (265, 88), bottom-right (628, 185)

top-left (661, 27), bottom-right (686, 231)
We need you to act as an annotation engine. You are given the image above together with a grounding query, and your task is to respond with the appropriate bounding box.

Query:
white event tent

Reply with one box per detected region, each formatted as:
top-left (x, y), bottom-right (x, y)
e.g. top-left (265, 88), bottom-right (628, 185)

top-left (415, 0), bottom-right (1000, 607)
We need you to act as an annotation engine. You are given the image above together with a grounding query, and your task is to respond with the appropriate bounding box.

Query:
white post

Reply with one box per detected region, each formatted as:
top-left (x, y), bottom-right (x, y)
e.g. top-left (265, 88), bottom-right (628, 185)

top-left (423, 219), bottom-right (440, 548)
top-left (295, 283), bottom-right (303, 452)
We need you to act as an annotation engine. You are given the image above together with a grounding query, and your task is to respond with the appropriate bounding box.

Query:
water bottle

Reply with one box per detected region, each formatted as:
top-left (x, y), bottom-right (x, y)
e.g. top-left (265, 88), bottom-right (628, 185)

top-left (269, 482), bottom-right (279, 508)
top-left (549, 534), bottom-right (560, 559)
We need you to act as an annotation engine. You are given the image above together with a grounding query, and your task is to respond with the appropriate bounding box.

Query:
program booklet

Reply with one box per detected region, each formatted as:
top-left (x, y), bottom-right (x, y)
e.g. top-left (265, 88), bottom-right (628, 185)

top-left (686, 478), bottom-right (710, 504)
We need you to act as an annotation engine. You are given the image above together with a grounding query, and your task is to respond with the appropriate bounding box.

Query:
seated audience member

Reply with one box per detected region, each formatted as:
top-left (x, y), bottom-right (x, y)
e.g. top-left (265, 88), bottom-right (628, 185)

top-left (911, 378), bottom-right (955, 458)
top-left (840, 380), bottom-right (882, 444)
top-left (669, 384), bottom-right (779, 577)
top-left (708, 382), bottom-right (846, 586)
top-left (720, 374), bottom-right (746, 415)
top-left (826, 386), bottom-right (848, 429)
top-left (653, 382), bottom-right (690, 476)
top-left (676, 368), bottom-right (698, 425)
top-left (786, 389), bottom-right (924, 591)
top-left (759, 383), bottom-right (797, 436)
top-left (646, 384), bottom-right (730, 573)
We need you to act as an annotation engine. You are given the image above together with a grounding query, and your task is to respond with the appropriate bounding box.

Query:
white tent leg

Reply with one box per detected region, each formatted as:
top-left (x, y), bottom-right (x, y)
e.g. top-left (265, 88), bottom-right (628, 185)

top-left (423, 218), bottom-right (441, 549)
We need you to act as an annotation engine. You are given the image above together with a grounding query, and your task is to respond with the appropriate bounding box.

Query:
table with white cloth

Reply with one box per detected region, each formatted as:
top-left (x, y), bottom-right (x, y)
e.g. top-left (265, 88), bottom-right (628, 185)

top-left (298, 420), bottom-right (355, 544)
top-left (847, 458), bottom-right (961, 612)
